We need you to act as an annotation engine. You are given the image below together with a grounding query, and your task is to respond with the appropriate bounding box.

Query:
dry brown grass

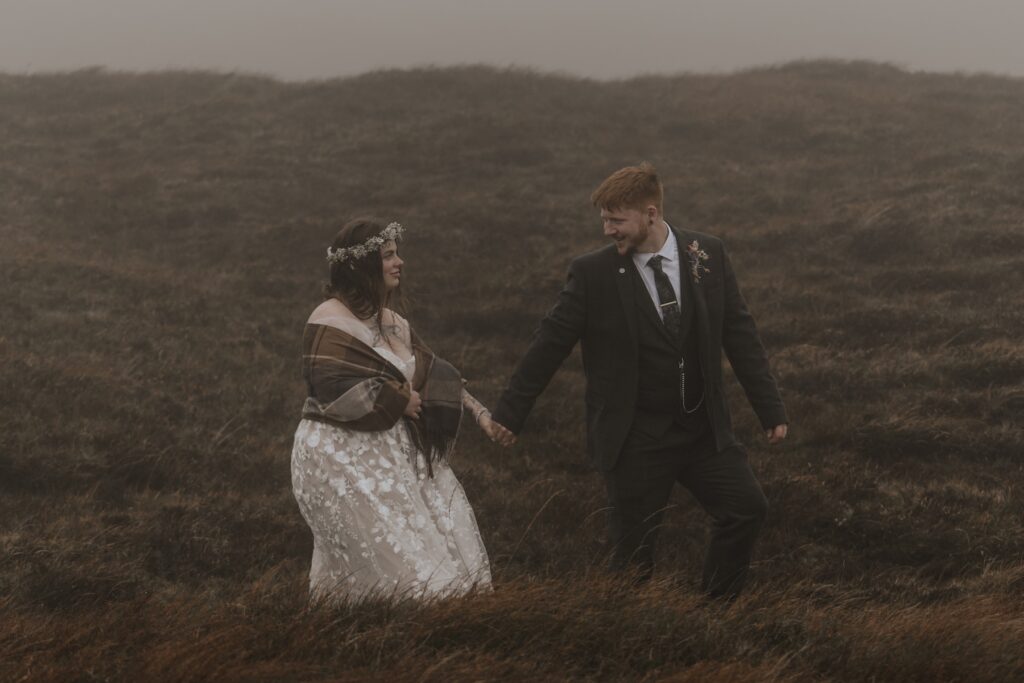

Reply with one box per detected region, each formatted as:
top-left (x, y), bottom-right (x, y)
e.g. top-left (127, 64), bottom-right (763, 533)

top-left (1, 60), bottom-right (1023, 680)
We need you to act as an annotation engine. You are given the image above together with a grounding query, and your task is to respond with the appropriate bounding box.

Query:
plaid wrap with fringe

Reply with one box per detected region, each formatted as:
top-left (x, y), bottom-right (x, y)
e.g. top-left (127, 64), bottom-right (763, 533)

top-left (300, 323), bottom-right (463, 474)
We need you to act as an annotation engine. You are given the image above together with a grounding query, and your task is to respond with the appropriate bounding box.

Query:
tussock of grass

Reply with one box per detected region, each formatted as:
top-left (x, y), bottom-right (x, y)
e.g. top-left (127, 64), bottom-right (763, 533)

top-left (2, 574), bottom-right (1023, 681)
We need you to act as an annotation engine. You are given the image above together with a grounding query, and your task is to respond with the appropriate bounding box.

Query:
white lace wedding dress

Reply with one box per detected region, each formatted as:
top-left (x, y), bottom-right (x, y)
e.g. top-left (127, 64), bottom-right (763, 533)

top-left (291, 309), bottom-right (492, 600)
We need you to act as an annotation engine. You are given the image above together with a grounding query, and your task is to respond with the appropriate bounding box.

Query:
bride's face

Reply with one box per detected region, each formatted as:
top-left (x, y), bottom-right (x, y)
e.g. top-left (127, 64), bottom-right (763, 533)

top-left (381, 240), bottom-right (403, 290)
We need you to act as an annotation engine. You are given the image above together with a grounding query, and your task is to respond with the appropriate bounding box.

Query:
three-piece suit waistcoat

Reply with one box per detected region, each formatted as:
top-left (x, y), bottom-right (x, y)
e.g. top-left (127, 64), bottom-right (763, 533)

top-left (630, 265), bottom-right (708, 435)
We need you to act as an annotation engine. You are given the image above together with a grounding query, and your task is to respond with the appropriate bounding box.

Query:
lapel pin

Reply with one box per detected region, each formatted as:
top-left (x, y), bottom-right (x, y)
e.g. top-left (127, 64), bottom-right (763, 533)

top-left (618, 267), bottom-right (626, 274)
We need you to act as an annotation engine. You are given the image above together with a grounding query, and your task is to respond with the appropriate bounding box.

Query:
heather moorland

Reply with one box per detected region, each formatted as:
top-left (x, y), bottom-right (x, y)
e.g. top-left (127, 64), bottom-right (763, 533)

top-left (1, 61), bottom-right (1023, 681)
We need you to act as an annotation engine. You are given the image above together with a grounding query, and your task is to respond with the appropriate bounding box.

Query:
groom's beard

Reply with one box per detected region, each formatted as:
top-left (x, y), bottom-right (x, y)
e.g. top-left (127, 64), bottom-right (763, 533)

top-left (617, 224), bottom-right (651, 255)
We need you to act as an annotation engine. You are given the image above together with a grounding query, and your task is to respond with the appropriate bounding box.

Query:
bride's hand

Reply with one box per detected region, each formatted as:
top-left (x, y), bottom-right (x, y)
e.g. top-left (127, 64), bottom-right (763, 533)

top-left (479, 412), bottom-right (516, 446)
top-left (404, 390), bottom-right (422, 419)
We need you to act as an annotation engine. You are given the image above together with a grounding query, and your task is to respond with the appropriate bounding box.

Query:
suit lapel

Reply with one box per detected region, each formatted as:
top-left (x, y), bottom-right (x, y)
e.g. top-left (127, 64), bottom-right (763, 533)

top-left (613, 252), bottom-right (639, 348)
top-left (672, 226), bottom-right (697, 343)
top-left (673, 226), bottom-right (713, 368)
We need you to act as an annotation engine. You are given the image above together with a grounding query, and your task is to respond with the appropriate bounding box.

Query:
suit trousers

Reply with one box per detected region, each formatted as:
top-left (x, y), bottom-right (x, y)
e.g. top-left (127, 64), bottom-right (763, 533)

top-left (604, 410), bottom-right (768, 599)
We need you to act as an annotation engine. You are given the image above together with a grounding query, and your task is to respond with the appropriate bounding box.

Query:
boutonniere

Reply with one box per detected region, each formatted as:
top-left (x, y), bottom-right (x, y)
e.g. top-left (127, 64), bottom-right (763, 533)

top-left (686, 240), bottom-right (711, 283)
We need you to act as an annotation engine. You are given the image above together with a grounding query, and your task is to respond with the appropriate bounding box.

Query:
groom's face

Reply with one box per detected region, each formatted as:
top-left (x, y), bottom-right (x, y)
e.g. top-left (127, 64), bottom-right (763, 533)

top-left (601, 207), bottom-right (650, 256)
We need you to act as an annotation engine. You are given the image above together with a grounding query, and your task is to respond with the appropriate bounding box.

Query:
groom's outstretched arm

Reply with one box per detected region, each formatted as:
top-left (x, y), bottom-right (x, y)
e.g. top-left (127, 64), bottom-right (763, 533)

top-left (719, 245), bottom-right (788, 431)
top-left (493, 260), bottom-right (587, 434)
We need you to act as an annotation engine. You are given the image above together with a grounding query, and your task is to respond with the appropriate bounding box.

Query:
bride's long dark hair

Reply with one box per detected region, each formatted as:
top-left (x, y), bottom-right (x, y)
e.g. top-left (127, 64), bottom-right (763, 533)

top-left (323, 217), bottom-right (405, 333)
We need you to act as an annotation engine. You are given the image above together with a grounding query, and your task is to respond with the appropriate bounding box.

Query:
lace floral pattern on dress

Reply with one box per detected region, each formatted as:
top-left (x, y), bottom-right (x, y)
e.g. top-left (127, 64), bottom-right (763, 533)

top-left (291, 347), bottom-right (491, 600)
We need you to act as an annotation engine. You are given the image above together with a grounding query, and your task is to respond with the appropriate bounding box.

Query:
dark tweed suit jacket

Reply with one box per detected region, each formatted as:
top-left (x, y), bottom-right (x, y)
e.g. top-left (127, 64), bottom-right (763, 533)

top-left (493, 225), bottom-right (788, 472)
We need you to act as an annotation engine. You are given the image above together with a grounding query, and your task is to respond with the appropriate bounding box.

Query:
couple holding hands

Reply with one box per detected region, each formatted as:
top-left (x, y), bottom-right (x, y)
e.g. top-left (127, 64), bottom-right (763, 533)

top-left (290, 163), bottom-right (788, 603)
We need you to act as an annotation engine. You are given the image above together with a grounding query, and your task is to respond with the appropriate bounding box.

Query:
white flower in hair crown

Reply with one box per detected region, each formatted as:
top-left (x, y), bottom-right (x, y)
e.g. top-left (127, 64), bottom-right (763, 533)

top-left (326, 222), bottom-right (404, 264)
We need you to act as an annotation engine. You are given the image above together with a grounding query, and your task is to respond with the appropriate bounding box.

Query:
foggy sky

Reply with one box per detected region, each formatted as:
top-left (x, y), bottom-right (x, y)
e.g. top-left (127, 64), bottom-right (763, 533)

top-left (2, 0), bottom-right (1024, 80)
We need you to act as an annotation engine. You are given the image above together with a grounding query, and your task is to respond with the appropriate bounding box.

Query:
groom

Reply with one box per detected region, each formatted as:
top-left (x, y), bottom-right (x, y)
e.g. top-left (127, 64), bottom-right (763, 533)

top-left (492, 163), bottom-right (788, 599)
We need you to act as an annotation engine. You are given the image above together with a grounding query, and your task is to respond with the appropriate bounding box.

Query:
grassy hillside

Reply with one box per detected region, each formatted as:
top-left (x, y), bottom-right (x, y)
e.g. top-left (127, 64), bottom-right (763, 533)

top-left (1, 61), bottom-right (1023, 681)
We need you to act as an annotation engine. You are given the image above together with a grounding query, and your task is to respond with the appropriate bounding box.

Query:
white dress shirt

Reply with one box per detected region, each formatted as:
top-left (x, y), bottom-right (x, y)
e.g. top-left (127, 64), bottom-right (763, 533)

top-left (631, 224), bottom-right (681, 321)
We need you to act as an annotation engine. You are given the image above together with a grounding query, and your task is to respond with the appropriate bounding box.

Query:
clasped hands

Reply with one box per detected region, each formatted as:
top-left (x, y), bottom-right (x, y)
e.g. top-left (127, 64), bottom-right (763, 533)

top-left (478, 412), bottom-right (516, 447)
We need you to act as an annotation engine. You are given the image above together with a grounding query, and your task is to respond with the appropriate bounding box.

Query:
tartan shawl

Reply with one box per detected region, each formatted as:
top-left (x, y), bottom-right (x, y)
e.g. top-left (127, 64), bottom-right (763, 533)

top-left (301, 322), bottom-right (463, 474)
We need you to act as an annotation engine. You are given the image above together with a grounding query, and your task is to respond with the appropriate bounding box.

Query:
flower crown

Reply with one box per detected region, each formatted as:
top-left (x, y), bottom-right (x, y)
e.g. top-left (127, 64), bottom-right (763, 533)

top-left (326, 222), bottom-right (404, 265)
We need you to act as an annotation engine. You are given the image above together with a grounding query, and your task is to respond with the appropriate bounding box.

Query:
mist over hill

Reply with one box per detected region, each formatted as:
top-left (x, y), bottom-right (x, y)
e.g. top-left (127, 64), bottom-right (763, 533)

top-left (1, 61), bottom-right (1023, 681)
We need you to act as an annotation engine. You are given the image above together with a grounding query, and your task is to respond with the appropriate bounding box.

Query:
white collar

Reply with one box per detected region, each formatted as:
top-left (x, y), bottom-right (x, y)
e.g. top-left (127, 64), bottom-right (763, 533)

top-left (632, 223), bottom-right (676, 264)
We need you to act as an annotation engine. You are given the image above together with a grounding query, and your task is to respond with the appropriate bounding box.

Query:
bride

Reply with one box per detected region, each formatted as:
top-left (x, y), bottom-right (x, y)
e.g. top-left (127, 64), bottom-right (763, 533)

top-left (291, 218), bottom-right (511, 600)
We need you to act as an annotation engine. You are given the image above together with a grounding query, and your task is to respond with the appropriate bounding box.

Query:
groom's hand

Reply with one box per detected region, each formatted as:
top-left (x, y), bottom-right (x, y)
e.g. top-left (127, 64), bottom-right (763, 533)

top-left (765, 423), bottom-right (787, 444)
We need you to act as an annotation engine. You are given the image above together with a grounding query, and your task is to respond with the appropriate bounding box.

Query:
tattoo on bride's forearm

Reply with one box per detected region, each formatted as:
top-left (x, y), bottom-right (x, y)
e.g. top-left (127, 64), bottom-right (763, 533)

top-left (462, 390), bottom-right (488, 421)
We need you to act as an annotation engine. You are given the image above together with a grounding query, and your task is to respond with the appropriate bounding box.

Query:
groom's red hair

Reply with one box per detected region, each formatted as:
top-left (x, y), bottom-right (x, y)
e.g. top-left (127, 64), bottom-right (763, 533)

top-left (590, 162), bottom-right (664, 214)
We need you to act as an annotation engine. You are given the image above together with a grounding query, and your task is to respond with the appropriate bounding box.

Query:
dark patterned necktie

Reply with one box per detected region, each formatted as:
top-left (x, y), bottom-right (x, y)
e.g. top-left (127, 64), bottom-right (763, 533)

top-left (646, 255), bottom-right (681, 342)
